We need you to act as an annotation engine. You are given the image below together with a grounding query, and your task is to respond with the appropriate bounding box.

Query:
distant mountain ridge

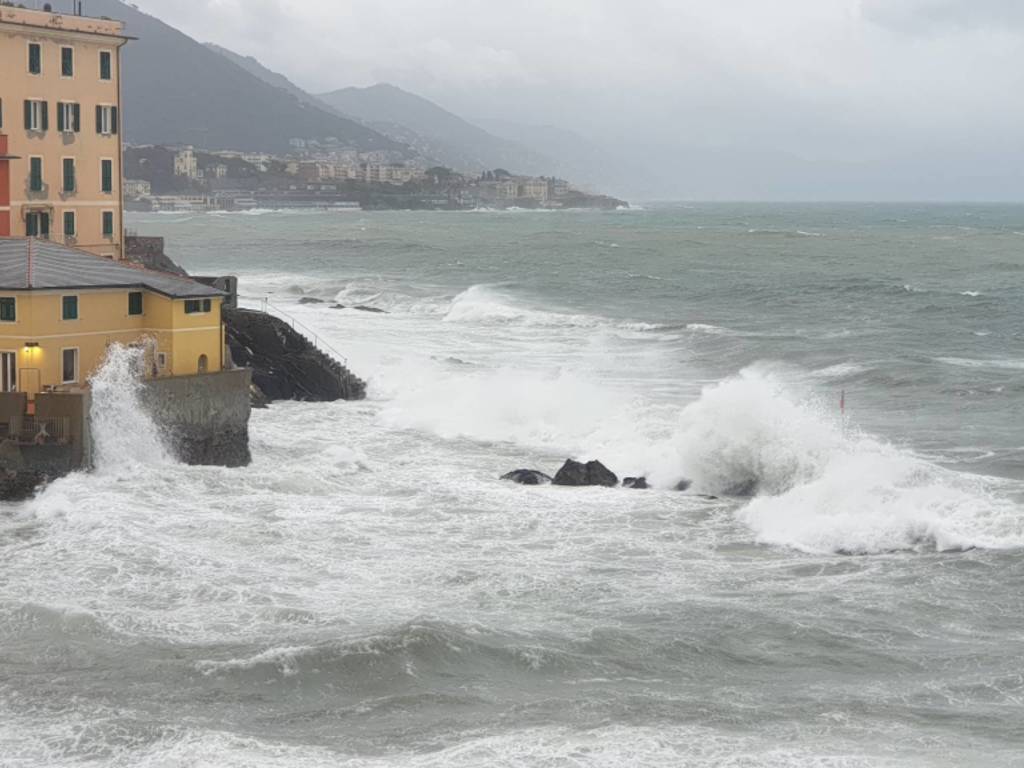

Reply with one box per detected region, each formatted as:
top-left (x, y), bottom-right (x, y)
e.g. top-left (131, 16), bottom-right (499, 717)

top-left (85, 0), bottom-right (402, 154)
top-left (318, 83), bottom-right (554, 174)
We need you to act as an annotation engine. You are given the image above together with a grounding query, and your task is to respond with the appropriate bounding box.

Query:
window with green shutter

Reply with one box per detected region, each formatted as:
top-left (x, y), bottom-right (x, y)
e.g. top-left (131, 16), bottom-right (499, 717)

top-left (100, 51), bottom-right (112, 80)
top-left (101, 159), bottom-right (113, 193)
top-left (0, 298), bottom-right (15, 323)
top-left (128, 292), bottom-right (143, 316)
top-left (28, 43), bottom-right (41, 74)
top-left (62, 296), bottom-right (79, 321)
top-left (102, 211), bottom-right (114, 237)
top-left (61, 47), bottom-right (73, 77)
top-left (64, 211), bottom-right (76, 237)
top-left (29, 157), bottom-right (43, 191)
top-left (63, 158), bottom-right (75, 193)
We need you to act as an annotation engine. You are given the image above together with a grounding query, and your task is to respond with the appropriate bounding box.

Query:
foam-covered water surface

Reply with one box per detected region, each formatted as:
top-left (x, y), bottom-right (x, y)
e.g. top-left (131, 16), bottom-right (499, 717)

top-left (2, 204), bottom-right (1023, 766)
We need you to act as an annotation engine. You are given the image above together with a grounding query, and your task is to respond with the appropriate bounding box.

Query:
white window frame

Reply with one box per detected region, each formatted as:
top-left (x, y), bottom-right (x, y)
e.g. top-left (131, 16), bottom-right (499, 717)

top-left (99, 48), bottom-right (113, 81)
top-left (101, 209), bottom-right (115, 239)
top-left (63, 209), bottom-right (77, 239)
top-left (27, 42), bottom-right (41, 75)
top-left (0, 350), bottom-right (17, 393)
top-left (98, 104), bottom-right (114, 135)
top-left (60, 45), bottom-right (74, 78)
top-left (27, 100), bottom-right (44, 132)
top-left (60, 347), bottom-right (79, 384)
top-left (59, 102), bottom-right (76, 134)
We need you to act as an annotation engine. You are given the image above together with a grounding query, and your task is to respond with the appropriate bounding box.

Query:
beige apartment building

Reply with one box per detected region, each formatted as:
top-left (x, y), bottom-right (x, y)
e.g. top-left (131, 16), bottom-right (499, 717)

top-left (0, 5), bottom-right (129, 259)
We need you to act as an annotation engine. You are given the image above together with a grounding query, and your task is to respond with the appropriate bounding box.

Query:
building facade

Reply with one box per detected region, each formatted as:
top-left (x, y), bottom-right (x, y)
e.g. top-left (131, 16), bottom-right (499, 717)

top-left (0, 239), bottom-right (226, 398)
top-left (0, 6), bottom-right (129, 259)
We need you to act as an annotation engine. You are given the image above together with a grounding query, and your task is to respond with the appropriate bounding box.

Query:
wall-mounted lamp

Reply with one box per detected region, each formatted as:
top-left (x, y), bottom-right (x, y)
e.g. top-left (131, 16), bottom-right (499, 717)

top-left (24, 342), bottom-right (39, 349)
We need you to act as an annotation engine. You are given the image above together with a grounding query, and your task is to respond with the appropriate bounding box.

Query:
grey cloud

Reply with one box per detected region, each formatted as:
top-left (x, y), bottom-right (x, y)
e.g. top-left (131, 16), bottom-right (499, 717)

top-left (861, 0), bottom-right (1024, 33)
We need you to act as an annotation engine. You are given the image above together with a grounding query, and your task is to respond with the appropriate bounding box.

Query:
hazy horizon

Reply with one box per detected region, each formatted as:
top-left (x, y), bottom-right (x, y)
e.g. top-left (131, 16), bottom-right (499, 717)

top-left (115, 0), bottom-right (1024, 202)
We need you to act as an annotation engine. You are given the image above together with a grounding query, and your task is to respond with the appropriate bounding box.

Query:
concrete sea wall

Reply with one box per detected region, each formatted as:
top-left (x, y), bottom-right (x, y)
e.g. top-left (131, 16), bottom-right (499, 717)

top-left (141, 368), bottom-right (253, 468)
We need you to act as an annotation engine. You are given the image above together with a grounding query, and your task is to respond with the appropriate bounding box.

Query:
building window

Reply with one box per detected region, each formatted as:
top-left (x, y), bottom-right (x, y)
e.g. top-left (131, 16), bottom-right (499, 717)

top-left (184, 299), bottom-right (212, 314)
top-left (101, 159), bottom-right (113, 193)
top-left (24, 100), bottom-right (47, 132)
top-left (62, 348), bottom-right (79, 384)
top-left (157, 352), bottom-right (167, 369)
top-left (62, 295), bottom-right (79, 321)
top-left (29, 157), bottom-right (43, 192)
top-left (102, 211), bottom-right (114, 238)
top-left (62, 158), bottom-right (76, 193)
top-left (28, 43), bottom-right (41, 74)
top-left (100, 50), bottom-right (112, 80)
top-left (96, 105), bottom-right (118, 135)
top-left (0, 298), bottom-right (15, 323)
top-left (61, 46), bottom-right (74, 77)
top-left (128, 291), bottom-right (143, 316)
top-left (57, 102), bottom-right (80, 133)
top-left (25, 212), bottom-right (49, 239)
top-left (63, 211), bottom-right (76, 238)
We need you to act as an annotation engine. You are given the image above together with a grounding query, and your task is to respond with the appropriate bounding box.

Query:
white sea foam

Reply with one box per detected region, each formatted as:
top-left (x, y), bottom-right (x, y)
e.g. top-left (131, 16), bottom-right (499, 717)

top-left (935, 357), bottom-right (1024, 371)
top-left (88, 344), bottom-right (171, 472)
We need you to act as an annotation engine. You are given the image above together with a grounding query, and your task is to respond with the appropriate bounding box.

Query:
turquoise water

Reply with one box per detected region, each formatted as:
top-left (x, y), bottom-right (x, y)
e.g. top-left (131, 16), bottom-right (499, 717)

top-left (1, 204), bottom-right (1022, 766)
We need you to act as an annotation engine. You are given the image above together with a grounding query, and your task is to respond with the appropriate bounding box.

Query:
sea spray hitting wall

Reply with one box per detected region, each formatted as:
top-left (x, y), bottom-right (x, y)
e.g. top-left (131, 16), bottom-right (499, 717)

top-left (89, 344), bottom-right (171, 471)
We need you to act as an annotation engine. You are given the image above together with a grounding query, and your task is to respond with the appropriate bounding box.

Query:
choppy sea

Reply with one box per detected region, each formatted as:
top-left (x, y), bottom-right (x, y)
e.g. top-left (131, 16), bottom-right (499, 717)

top-left (2, 204), bottom-right (1023, 766)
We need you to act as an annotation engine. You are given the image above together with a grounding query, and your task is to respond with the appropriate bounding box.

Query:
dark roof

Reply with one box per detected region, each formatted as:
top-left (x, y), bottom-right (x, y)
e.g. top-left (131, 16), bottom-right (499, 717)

top-left (0, 238), bottom-right (224, 299)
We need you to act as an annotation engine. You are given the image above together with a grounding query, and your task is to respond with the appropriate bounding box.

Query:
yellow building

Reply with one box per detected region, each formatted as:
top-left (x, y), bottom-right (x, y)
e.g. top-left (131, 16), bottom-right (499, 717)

top-left (0, 238), bottom-right (226, 398)
top-left (0, 5), bottom-right (129, 259)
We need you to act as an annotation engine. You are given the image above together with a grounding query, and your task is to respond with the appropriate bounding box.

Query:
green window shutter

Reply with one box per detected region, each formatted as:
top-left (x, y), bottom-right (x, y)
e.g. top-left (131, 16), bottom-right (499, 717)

top-left (63, 211), bottom-right (75, 237)
top-left (102, 159), bottom-right (113, 193)
top-left (0, 298), bottom-right (15, 322)
top-left (24, 100), bottom-right (32, 130)
top-left (100, 51), bottom-right (111, 80)
top-left (63, 158), bottom-right (75, 192)
top-left (40, 213), bottom-right (50, 239)
top-left (62, 296), bottom-right (78, 320)
top-left (40, 101), bottom-right (48, 131)
top-left (57, 103), bottom-right (65, 132)
top-left (28, 44), bottom-right (40, 74)
top-left (96, 105), bottom-right (102, 133)
top-left (128, 292), bottom-right (143, 316)
top-left (29, 158), bottom-right (42, 191)
top-left (102, 211), bottom-right (114, 237)
top-left (25, 215), bottom-right (37, 237)
top-left (61, 47), bottom-right (73, 77)
top-left (73, 103), bottom-right (81, 132)
top-left (111, 106), bottom-right (119, 135)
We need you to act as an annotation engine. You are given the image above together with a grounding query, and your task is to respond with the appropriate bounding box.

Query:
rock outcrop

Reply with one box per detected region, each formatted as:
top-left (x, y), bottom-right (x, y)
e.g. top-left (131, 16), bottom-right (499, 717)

top-left (224, 308), bottom-right (366, 404)
top-left (0, 469), bottom-right (45, 502)
top-left (501, 469), bottom-right (553, 485)
top-left (623, 477), bottom-right (649, 489)
top-left (552, 459), bottom-right (619, 487)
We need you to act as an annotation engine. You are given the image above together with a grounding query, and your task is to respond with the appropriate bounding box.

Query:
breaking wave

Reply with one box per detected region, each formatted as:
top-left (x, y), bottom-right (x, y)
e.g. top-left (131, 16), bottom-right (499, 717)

top-left (647, 368), bottom-right (1024, 554)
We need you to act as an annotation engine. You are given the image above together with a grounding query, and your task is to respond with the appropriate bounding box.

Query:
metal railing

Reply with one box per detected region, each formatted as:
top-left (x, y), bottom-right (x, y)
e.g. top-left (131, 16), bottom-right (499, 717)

top-left (258, 298), bottom-right (349, 365)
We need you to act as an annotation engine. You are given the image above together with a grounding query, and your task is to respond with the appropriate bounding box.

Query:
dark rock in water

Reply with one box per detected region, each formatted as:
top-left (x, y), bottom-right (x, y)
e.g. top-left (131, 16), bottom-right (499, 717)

top-left (501, 469), bottom-right (553, 486)
top-left (553, 459), bottom-right (619, 487)
top-left (354, 305), bottom-right (388, 314)
top-left (224, 308), bottom-right (367, 405)
top-left (329, 304), bottom-right (347, 310)
top-left (0, 469), bottom-right (46, 501)
top-left (723, 478), bottom-right (759, 497)
top-left (298, 297), bottom-right (326, 305)
top-left (674, 479), bottom-right (692, 492)
top-left (623, 477), bottom-right (649, 489)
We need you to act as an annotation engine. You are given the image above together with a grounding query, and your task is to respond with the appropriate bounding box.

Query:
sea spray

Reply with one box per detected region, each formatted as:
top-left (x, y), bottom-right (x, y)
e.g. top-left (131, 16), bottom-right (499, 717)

top-left (89, 343), bottom-right (171, 471)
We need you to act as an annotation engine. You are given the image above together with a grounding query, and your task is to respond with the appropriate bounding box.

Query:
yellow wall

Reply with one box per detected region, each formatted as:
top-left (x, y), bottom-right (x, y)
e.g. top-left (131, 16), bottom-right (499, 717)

top-left (0, 6), bottom-right (127, 258)
top-left (0, 288), bottom-right (223, 395)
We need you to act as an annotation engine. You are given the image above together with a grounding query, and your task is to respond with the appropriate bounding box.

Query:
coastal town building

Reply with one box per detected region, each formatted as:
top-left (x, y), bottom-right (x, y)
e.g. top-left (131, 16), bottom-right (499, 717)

top-left (173, 146), bottom-right (198, 179)
top-left (0, 238), bottom-right (227, 397)
top-left (0, 5), bottom-right (130, 259)
top-left (124, 179), bottom-right (152, 198)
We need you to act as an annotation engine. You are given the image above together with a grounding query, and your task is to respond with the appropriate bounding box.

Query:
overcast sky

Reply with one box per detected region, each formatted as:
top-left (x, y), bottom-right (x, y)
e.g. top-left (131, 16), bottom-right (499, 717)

top-left (124, 0), bottom-right (1024, 200)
